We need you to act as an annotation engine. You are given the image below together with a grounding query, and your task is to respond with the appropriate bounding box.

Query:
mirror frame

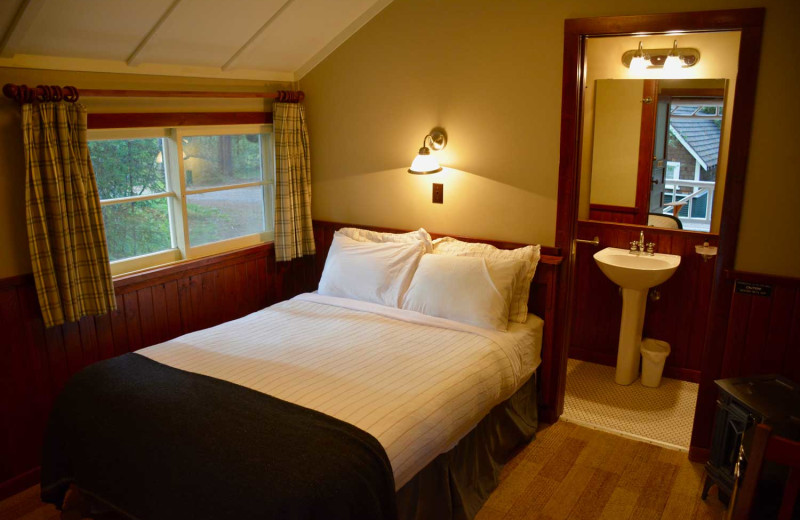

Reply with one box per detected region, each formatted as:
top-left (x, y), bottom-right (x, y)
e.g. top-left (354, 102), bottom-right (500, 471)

top-left (552, 8), bottom-right (765, 456)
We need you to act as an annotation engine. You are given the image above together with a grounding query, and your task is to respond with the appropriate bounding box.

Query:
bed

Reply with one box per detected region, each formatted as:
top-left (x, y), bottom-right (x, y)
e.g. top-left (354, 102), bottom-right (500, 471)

top-left (41, 223), bottom-right (561, 520)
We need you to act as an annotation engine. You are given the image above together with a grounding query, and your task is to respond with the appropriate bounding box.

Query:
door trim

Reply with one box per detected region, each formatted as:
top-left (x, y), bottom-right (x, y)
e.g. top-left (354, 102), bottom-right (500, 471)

top-left (635, 79), bottom-right (658, 224)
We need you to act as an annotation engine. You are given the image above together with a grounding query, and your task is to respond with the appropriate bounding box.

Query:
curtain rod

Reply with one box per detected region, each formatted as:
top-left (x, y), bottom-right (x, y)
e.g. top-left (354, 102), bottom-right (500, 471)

top-left (2, 84), bottom-right (305, 104)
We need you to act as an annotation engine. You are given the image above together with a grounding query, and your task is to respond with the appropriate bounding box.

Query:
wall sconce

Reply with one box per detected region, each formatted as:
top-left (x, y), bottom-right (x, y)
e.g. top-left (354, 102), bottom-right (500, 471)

top-left (622, 40), bottom-right (700, 71)
top-left (408, 129), bottom-right (447, 174)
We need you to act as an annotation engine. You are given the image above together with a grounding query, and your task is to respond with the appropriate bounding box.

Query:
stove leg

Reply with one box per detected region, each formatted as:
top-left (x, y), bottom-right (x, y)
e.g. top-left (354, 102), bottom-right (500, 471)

top-left (701, 474), bottom-right (713, 500)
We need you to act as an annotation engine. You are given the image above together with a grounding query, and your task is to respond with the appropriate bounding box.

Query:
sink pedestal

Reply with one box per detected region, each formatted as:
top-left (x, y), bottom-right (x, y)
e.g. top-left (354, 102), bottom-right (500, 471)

top-left (593, 247), bottom-right (681, 386)
top-left (615, 288), bottom-right (648, 385)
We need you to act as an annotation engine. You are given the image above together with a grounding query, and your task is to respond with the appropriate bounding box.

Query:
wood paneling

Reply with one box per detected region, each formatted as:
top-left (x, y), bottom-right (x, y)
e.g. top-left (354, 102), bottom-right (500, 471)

top-left (588, 204), bottom-right (638, 224)
top-left (718, 271), bottom-right (800, 382)
top-left (311, 221), bottom-right (563, 422)
top-left (0, 243), bottom-right (315, 500)
top-left (570, 220), bottom-right (719, 383)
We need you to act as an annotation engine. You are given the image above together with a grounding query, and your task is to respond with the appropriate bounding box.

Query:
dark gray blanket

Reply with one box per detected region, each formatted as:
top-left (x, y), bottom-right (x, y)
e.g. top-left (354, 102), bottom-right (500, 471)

top-left (41, 353), bottom-right (397, 520)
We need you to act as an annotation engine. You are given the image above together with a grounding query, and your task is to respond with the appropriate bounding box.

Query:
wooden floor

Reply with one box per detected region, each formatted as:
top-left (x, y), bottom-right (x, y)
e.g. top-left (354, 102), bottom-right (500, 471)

top-left (0, 421), bottom-right (726, 520)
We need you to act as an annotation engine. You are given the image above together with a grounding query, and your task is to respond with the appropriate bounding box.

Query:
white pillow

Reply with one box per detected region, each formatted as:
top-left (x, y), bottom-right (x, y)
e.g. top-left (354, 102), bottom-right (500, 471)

top-left (337, 227), bottom-right (433, 253)
top-left (318, 232), bottom-right (425, 307)
top-left (432, 237), bottom-right (541, 323)
top-left (401, 254), bottom-right (528, 331)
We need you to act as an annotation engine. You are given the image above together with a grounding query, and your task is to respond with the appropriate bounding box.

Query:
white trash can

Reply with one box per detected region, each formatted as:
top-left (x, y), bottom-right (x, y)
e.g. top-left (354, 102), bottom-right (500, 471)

top-left (640, 338), bottom-right (671, 388)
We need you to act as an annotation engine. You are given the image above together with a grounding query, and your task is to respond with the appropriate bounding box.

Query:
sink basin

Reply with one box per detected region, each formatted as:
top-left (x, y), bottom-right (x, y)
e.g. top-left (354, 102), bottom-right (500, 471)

top-left (594, 247), bottom-right (681, 290)
top-left (592, 247), bottom-right (681, 385)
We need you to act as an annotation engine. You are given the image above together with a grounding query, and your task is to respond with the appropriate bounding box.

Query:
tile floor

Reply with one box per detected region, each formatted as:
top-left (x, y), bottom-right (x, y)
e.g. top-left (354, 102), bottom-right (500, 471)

top-left (562, 358), bottom-right (699, 450)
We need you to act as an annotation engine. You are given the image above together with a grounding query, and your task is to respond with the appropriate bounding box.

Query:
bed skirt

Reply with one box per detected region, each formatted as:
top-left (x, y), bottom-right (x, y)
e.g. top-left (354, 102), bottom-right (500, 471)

top-left (396, 373), bottom-right (538, 520)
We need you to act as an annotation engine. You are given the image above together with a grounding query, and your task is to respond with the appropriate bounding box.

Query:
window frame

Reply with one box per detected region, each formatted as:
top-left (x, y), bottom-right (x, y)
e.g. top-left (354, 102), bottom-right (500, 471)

top-left (88, 124), bottom-right (275, 277)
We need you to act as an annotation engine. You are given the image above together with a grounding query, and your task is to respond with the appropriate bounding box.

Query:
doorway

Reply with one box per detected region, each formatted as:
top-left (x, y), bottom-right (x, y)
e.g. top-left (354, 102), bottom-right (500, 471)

top-left (553, 8), bottom-right (765, 458)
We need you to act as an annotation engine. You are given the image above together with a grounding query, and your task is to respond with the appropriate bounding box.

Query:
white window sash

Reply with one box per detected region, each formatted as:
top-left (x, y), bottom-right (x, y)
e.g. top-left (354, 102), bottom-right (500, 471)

top-left (88, 124), bottom-right (275, 276)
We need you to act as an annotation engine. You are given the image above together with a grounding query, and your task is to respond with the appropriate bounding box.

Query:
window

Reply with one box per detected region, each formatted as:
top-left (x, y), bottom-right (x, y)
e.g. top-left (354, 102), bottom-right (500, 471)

top-left (88, 125), bottom-right (274, 275)
top-left (691, 192), bottom-right (709, 219)
top-left (665, 161), bottom-right (680, 181)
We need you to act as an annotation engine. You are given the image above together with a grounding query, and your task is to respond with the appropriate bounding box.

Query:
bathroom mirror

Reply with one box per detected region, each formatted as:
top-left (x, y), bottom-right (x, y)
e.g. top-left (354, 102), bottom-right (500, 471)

top-left (586, 78), bottom-right (727, 232)
top-left (577, 31), bottom-right (742, 234)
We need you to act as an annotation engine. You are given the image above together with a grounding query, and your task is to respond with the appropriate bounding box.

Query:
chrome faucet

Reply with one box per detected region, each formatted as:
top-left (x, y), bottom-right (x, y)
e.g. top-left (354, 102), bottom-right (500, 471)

top-left (629, 231), bottom-right (656, 255)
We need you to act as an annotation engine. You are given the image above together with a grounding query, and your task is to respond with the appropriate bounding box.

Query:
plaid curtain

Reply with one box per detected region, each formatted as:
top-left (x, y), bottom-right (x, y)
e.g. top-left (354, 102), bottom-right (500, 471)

top-left (22, 102), bottom-right (116, 328)
top-left (273, 102), bottom-right (315, 262)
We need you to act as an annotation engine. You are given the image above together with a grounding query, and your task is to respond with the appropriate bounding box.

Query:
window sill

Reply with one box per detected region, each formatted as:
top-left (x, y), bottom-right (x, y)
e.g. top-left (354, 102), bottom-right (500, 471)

top-left (112, 241), bottom-right (275, 293)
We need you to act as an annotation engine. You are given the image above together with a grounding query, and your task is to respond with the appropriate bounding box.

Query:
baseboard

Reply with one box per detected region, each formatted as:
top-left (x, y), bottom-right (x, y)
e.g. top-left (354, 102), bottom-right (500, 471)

top-left (569, 347), bottom-right (701, 383)
top-left (688, 446), bottom-right (711, 463)
top-left (0, 467), bottom-right (39, 501)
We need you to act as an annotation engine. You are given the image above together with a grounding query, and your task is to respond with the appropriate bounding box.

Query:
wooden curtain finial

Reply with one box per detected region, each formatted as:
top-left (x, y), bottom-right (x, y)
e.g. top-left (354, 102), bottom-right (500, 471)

top-left (276, 90), bottom-right (305, 103)
top-left (2, 84), bottom-right (80, 104)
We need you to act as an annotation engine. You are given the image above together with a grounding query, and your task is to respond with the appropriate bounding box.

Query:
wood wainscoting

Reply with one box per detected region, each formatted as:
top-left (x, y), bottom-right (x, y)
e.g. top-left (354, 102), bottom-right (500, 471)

top-left (0, 221), bottom-right (559, 500)
top-left (570, 220), bottom-right (719, 383)
top-left (719, 270), bottom-right (800, 381)
top-left (588, 204), bottom-right (638, 224)
top-left (0, 244), bottom-right (317, 500)
top-left (689, 269), bottom-right (800, 460)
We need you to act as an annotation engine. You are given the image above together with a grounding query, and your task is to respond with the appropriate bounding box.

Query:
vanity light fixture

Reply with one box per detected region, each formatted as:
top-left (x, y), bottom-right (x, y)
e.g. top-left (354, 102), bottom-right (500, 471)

top-left (408, 129), bottom-right (447, 174)
top-left (622, 40), bottom-right (700, 71)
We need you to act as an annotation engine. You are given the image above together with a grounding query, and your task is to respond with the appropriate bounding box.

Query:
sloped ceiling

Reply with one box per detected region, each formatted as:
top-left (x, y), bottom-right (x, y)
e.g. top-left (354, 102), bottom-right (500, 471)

top-left (0, 0), bottom-right (393, 81)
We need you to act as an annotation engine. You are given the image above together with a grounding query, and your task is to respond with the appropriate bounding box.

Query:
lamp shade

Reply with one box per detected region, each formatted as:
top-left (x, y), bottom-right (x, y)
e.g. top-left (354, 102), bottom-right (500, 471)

top-left (408, 148), bottom-right (442, 174)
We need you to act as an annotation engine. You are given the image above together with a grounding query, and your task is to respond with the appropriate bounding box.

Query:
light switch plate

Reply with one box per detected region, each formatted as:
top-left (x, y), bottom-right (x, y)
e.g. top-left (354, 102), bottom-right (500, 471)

top-left (432, 183), bottom-right (443, 204)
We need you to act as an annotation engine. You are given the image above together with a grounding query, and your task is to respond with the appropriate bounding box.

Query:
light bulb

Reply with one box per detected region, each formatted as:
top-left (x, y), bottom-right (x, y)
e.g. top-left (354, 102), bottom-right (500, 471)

top-left (629, 55), bottom-right (649, 75)
top-left (409, 151), bottom-right (442, 174)
top-left (663, 54), bottom-right (683, 75)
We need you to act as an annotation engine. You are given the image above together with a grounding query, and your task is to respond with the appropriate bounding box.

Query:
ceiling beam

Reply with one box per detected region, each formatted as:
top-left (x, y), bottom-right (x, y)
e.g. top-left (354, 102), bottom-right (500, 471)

top-left (0, 0), bottom-right (46, 58)
top-left (127, 0), bottom-right (183, 66)
top-left (222, 0), bottom-right (294, 71)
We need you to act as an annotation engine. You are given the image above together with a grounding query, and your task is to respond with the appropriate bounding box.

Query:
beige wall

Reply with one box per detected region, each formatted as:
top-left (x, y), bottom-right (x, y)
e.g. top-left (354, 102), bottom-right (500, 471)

top-left (1, 1), bottom-right (798, 278)
top-left (580, 32), bottom-right (740, 232)
top-left (589, 80), bottom-right (644, 208)
top-left (300, 0), bottom-right (800, 278)
top-left (0, 67), bottom-right (291, 278)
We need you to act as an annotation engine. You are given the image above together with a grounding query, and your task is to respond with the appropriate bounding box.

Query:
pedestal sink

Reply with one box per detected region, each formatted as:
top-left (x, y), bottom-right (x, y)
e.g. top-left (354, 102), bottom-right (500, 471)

top-left (593, 247), bottom-right (681, 385)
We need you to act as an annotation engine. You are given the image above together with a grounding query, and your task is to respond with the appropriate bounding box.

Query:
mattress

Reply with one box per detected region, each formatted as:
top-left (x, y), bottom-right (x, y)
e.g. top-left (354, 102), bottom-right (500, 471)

top-left (138, 292), bottom-right (543, 489)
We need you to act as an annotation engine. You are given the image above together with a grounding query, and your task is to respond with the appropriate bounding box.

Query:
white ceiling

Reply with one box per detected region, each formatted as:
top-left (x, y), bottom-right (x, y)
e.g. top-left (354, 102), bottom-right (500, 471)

top-left (0, 0), bottom-right (393, 81)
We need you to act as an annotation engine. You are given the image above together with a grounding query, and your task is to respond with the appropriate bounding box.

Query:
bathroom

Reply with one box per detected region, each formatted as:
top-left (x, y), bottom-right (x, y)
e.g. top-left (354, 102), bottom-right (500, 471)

top-left (560, 30), bottom-right (736, 451)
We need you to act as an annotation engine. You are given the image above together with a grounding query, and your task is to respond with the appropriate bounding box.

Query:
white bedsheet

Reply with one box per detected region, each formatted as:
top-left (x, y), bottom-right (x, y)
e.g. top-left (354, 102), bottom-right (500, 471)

top-left (138, 293), bottom-right (543, 489)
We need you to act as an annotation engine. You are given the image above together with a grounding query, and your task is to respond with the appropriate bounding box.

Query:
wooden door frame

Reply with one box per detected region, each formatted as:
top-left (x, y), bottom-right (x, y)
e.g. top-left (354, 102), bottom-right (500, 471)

top-left (635, 79), bottom-right (658, 224)
top-left (553, 8), bottom-right (765, 457)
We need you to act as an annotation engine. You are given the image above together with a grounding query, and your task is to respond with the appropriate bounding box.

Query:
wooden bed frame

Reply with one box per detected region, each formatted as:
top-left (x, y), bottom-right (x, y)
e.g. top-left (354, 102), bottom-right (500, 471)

top-left (312, 220), bottom-right (563, 422)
